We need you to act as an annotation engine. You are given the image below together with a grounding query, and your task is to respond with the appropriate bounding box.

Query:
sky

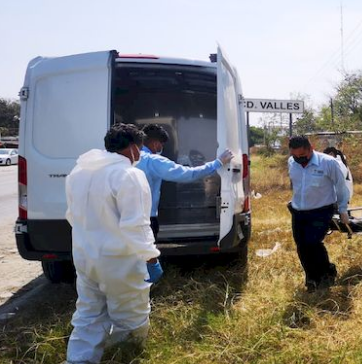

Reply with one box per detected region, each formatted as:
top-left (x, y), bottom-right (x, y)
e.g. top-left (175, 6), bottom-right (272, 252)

top-left (1, 0), bottom-right (362, 126)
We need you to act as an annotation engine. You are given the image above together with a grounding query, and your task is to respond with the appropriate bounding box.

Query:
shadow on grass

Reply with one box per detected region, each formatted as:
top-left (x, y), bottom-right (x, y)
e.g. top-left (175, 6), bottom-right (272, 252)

top-left (0, 276), bottom-right (76, 363)
top-left (102, 340), bottom-right (147, 364)
top-left (153, 250), bottom-right (249, 342)
top-left (0, 251), bottom-right (249, 363)
top-left (282, 266), bottom-right (362, 330)
top-left (339, 265), bottom-right (362, 286)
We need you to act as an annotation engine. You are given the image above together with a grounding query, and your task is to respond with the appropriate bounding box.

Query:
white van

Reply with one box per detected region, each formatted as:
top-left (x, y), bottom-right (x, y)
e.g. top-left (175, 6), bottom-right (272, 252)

top-left (15, 47), bottom-right (251, 283)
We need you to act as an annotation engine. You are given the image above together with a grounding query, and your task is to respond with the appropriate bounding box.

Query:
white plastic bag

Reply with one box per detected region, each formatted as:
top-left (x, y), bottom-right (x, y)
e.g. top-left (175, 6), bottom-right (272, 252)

top-left (256, 242), bottom-right (281, 257)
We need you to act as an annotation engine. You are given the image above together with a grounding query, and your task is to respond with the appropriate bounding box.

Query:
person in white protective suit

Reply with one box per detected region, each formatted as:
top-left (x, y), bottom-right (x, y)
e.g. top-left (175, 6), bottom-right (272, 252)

top-left (65, 123), bottom-right (163, 364)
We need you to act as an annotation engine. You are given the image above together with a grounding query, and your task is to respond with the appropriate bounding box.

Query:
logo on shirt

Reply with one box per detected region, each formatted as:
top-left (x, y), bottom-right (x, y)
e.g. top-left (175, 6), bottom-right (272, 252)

top-left (312, 169), bottom-right (323, 176)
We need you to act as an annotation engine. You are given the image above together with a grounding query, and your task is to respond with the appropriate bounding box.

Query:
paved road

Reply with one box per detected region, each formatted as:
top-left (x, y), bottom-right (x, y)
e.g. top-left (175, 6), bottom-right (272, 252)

top-left (0, 165), bottom-right (18, 225)
top-left (0, 164), bottom-right (44, 319)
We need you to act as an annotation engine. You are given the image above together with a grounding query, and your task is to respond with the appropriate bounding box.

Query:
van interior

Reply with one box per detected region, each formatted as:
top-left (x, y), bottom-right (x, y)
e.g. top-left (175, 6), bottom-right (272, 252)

top-left (113, 63), bottom-right (220, 231)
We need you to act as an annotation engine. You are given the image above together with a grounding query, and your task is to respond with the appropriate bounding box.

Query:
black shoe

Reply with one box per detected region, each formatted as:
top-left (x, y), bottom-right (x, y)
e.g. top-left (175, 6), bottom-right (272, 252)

top-left (328, 263), bottom-right (337, 279)
top-left (320, 263), bottom-right (337, 288)
top-left (318, 277), bottom-right (334, 289)
top-left (306, 280), bottom-right (318, 293)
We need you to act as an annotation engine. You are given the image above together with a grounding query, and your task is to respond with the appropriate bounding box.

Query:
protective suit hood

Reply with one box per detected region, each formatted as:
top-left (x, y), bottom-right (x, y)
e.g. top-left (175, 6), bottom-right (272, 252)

top-left (76, 149), bottom-right (130, 170)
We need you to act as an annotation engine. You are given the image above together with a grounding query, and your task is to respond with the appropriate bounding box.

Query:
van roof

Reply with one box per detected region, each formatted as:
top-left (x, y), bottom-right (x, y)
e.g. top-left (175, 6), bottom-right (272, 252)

top-left (116, 54), bottom-right (216, 68)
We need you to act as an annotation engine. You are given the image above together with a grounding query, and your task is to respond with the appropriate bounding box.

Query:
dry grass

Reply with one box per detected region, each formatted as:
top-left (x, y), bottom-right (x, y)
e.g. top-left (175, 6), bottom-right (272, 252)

top-left (1, 156), bottom-right (362, 363)
top-left (250, 154), bottom-right (290, 193)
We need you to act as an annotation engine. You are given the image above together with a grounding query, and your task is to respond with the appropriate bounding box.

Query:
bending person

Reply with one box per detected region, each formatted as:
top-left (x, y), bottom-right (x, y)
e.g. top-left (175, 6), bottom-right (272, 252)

top-left (136, 123), bottom-right (233, 239)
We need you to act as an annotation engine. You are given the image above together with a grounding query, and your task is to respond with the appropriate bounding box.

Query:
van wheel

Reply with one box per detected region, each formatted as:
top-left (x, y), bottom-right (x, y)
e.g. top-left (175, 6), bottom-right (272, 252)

top-left (5, 159), bottom-right (11, 166)
top-left (42, 261), bottom-right (76, 284)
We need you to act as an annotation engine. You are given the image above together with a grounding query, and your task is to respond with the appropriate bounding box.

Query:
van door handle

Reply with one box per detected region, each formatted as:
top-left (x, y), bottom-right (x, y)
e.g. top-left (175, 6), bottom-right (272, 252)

top-left (231, 163), bottom-right (241, 173)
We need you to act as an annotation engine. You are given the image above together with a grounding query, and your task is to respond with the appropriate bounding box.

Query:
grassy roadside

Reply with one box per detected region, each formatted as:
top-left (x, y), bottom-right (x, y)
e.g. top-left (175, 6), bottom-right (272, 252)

top-left (1, 158), bottom-right (362, 363)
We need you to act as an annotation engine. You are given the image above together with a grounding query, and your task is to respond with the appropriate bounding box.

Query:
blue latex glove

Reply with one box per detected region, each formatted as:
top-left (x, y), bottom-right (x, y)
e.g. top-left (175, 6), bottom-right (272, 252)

top-left (145, 260), bottom-right (163, 283)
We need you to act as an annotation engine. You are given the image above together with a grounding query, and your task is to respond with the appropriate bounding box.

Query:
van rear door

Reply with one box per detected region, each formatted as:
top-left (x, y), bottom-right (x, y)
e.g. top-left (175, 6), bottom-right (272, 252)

top-left (217, 46), bottom-right (245, 246)
top-left (23, 50), bottom-right (115, 220)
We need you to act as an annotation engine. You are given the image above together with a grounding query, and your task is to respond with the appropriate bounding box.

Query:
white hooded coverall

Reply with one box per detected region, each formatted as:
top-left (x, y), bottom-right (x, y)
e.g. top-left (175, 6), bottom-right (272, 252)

top-left (65, 149), bottom-right (160, 364)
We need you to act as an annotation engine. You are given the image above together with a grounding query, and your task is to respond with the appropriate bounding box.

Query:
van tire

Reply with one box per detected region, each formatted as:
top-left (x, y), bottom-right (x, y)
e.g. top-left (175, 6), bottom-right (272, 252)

top-left (42, 261), bottom-right (76, 284)
top-left (5, 159), bottom-right (11, 166)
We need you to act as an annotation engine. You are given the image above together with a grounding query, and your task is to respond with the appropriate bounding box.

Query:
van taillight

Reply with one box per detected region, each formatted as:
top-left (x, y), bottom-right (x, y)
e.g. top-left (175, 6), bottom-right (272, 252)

top-left (18, 156), bottom-right (27, 220)
top-left (243, 196), bottom-right (250, 212)
top-left (242, 154), bottom-right (249, 178)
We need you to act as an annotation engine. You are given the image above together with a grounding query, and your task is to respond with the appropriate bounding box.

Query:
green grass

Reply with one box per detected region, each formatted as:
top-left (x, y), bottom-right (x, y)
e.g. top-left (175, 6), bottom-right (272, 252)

top-left (2, 159), bottom-right (362, 363)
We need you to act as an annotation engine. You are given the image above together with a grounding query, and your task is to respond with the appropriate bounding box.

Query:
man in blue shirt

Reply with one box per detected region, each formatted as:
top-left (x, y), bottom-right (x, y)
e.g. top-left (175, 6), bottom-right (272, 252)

top-left (288, 135), bottom-right (350, 292)
top-left (136, 124), bottom-right (233, 238)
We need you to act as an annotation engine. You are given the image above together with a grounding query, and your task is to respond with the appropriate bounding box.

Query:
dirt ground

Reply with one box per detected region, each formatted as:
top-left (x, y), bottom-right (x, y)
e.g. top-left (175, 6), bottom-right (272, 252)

top-left (0, 219), bottom-right (43, 307)
top-left (0, 165), bottom-right (44, 312)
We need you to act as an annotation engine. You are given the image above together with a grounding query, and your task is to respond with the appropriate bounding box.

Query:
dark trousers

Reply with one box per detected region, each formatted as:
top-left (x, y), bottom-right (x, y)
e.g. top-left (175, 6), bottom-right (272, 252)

top-left (289, 204), bottom-right (336, 285)
top-left (150, 217), bottom-right (159, 240)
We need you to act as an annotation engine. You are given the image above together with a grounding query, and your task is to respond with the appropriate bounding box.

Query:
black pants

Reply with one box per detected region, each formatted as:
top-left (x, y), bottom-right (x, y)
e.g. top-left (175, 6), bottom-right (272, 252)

top-left (289, 204), bottom-right (336, 285)
top-left (150, 217), bottom-right (159, 240)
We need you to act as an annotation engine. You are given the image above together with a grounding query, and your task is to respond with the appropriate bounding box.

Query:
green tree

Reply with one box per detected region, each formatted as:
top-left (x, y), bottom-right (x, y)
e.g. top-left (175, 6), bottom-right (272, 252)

top-left (315, 104), bottom-right (333, 131)
top-left (249, 126), bottom-right (264, 147)
top-left (0, 98), bottom-right (20, 136)
top-left (334, 72), bottom-right (362, 130)
top-left (293, 108), bottom-right (316, 134)
top-left (289, 93), bottom-right (317, 134)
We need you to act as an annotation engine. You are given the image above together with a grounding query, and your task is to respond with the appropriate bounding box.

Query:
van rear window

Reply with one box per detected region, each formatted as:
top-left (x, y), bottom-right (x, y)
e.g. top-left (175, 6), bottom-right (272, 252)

top-left (32, 67), bottom-right (109, 158)
top-left (114, 64), bottom-right (217, 165)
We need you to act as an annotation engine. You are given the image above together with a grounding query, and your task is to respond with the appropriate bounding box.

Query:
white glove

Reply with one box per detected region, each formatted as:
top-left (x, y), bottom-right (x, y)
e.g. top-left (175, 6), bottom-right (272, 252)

top-left (340, 211), bottom-right (349, 225)
top-left (218, 149), bottom-right (234, 165)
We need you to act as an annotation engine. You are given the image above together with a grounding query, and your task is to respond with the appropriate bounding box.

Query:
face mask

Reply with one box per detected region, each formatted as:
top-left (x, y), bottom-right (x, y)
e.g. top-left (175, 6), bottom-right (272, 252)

top-left (156, 148), bottom-right (163, 155)
top-left (293, 155), bottom-right (310, 164)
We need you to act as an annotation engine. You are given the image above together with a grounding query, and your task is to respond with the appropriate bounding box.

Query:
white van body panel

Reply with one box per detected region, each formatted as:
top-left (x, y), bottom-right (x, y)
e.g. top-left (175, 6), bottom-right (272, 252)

top-left (16, 49), bottom-right (251, 271)
top-left (217, 46), bottom-right (246, 243)
top-left (23, 51), bottom-right (113, 219)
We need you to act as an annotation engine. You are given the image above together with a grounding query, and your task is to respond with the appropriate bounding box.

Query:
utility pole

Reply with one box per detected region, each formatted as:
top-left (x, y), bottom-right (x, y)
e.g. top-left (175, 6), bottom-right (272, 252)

top-left (246, 111), bottom-right (250, 147)
top-left (330, 98), bottom-right (335, 125)
top-left (340, 0), bottom-right (345, 73)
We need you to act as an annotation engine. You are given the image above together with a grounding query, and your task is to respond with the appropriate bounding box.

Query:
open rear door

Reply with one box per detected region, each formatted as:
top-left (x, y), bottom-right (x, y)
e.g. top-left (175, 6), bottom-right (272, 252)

top-left (217, 46), bottom-right (245, 247)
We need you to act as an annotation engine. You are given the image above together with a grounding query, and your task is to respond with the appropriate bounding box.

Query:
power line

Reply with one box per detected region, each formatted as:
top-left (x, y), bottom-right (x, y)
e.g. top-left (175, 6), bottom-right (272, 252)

top-left (341, 1), bottom-right (345, 73)
top-left (304, 16), bottom-right (362, 88)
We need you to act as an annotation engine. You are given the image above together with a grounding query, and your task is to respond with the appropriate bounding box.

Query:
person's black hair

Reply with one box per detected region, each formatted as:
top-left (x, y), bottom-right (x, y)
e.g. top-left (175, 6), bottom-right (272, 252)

top-left (323, 146), bottom-right (338, 157)
top-left (104, 123), bottom-right (145, 153)
top-left (288, 135), bottom-right (311, 149)
top-left (323, 146), bottom-right (348, 167)
top-left (142, 124), bottom-right (169, 143)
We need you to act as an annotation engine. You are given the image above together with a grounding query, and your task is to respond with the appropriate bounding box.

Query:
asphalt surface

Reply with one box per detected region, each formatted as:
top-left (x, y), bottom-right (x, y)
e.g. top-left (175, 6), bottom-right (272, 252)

top-left (0, 165), bottom-right (45, 321)
top-left (0, 165), bottom-right (17, 224)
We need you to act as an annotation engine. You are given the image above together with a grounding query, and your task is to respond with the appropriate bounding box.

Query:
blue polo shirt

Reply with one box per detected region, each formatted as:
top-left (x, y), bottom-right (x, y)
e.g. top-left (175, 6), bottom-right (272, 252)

top-left (137, 146), bottom-right (222, 217)
top-left (288, 151), bottom-right (350, 213)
